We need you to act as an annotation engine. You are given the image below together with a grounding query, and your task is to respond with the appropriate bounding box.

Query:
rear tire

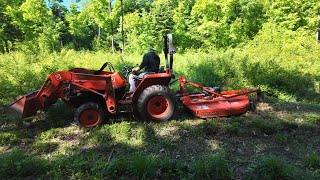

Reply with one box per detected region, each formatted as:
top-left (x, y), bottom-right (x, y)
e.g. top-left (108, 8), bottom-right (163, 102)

top-left (137, 85), bottom-right (175, 121)
top-left (74, 102), bottom-right (105, 128)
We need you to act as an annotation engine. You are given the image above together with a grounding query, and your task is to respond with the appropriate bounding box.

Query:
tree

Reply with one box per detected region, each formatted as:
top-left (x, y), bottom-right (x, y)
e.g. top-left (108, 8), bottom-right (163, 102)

top-left (0, 0), bottom-right (24, 53)
top-left (267, 0), bottom-right (319, 31)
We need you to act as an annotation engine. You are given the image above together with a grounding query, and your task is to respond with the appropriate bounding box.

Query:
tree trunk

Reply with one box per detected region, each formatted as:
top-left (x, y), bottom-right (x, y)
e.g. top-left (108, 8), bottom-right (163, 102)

top-left (0, 41), bottom-right (5, 54)
top-left (4, 40), bottom-right (9, 53)
top-left (121, 0), bottom-right (124, 53)
top-left (109, 0), bottom-right (114, 53)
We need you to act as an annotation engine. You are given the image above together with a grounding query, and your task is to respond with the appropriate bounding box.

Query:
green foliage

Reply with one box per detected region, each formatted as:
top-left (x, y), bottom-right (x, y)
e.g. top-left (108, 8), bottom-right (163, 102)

top-left (0, 150), bottom-right (50, 178)
top-left (130, 155), bottom-right (158, 179)
top-left (107, 155), bottom-right (158, 179)
top-left (0, 131), bottom-right (23, 145)
top-left (32, 141), bottom-right (59, 153)
top-left (108, 153), bottom-right (229, 179)
top-left (47, 152), bottom-right (106, 179)
top-left (158, 159), bottom-right (187, 179)
top-left (247, 155), bottom-right (296, 180)
top-left (305, 152), bottom-right (320, 169)
top-left (193, 153), bottom-right (231, 180)
top-left (1, 0), bottom-right (318, 52)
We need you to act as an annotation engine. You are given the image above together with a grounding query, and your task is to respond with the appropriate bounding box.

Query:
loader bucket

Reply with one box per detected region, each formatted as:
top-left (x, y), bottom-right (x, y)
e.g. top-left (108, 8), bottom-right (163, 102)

top-left (8, 91), bottom-right (39, 119)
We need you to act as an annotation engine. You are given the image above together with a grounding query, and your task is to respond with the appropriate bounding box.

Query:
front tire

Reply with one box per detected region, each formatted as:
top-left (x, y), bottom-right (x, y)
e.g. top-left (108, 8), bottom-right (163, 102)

top-left (137, 85), bottom-right (175, 121)
top-left (74, 102), bottom-right (105, 128)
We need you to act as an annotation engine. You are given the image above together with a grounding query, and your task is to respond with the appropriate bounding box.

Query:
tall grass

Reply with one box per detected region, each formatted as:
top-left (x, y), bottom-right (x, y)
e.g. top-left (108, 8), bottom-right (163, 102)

top-left (1, 26), bottom-right (319, 105)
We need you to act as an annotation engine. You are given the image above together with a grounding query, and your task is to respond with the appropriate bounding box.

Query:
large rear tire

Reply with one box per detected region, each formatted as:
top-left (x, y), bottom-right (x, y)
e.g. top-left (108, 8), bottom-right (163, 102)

top-left (137, 85), bottom-right (175, 121)
top-left (74, 102), bottom-right (105, 128)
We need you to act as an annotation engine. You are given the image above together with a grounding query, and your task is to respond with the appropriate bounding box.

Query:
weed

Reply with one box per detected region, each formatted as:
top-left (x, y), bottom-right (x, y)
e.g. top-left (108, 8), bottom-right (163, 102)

top-left (0, 131), bottom-right (22, 145)
top-left (32, 141), bottom-right (59, 153)
top-left (303, 114), bottom-right (320, 125)
top-left (108, 122), bottom-right (131, 142)
top-left (130, 155), bottom-right (158, 179)
top-left (273, 133), bottom-right (289, 144)
top-left (248, 117), bottom-right (279, 135)
top-left (107, 155), bottom-right (158, 179)
top-left (0, 150), bottom-right (50, 178)
top-left (158, 159), bottom-right (188, 179)
top-left (49, 152), bottom-right (106, 179)
top-left (305, 152), bottom-right (320, 169)
top-left (107, 157), bottom-right (130, 179)
top-left (247, 155), bottom-right (296, 180)
top-left (223, 122), bottom-right (240, 135)
top-left (192, 153), bottom-right (231, 180)
top-left (37, 128), bottom-right (63, 141)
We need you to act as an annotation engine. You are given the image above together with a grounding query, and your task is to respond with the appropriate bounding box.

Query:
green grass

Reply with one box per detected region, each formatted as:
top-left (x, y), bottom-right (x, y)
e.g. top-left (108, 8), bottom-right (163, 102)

top-left (247, 155), bottom-right (296, 180)
top-left (0, 100), bottom-right (320, 178)
top-left (305, 152), bottom-right (320, 169)
top-left (193, 153), bottom-right (231, 180)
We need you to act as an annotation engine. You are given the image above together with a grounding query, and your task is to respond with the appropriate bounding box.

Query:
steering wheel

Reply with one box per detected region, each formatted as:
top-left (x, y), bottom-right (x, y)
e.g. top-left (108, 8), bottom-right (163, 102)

top-left (95, 62), bottom-right (115, 74)
top-left (121, 65), bottom-right (133, 79)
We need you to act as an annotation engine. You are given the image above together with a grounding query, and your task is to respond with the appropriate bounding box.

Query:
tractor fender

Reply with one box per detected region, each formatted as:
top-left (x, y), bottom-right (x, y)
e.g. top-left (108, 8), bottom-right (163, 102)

top-left (132, 73), bottom-right (172, 103)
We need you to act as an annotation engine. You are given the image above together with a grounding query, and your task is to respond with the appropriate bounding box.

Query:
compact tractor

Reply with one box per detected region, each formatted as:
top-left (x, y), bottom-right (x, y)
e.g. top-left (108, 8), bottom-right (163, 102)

top-left (9, 34), bottom-right (261, 128)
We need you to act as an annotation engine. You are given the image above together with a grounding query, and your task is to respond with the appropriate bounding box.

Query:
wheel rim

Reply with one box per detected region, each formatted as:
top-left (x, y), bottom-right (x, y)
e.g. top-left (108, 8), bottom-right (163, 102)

top-left (147, 95), bottom-right (170, 119)
top-left (79, 109), bottom-right (101, 127)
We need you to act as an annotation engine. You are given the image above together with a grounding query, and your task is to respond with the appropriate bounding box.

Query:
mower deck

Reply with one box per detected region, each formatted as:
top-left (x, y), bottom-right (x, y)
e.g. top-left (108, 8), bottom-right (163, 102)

top-left (178, 77), bottom-right (261, 118)
top-left (182, 93), bottom-right (250, 118)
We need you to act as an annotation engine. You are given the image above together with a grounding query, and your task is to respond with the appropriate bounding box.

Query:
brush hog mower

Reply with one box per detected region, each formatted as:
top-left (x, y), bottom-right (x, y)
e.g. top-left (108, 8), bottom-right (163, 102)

top-left (9, 34), bottom-right (261, 128)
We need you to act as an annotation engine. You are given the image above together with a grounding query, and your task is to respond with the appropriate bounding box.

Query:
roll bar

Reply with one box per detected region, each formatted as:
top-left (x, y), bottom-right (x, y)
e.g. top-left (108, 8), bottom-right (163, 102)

top-left (163, 34), bottom-right (176, 72)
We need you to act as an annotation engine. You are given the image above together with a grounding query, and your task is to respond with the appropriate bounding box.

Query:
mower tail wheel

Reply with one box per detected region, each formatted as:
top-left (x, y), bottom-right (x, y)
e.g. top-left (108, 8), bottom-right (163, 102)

top-left (74, 102), bottom-right (105, 128)
top-left (137, 85), bottom-right (175, 121)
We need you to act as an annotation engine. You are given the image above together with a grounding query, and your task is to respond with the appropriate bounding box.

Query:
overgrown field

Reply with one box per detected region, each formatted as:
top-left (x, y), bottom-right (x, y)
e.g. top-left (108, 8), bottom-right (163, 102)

top-left (1, 31), bottom-right (320, 179)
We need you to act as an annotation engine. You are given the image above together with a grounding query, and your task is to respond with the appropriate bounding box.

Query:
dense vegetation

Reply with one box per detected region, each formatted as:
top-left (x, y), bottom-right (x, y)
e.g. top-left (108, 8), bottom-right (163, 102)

top-left (0, 0), bottom-right (320, 179)
top-left (1, 0), bottom-right (319, 53)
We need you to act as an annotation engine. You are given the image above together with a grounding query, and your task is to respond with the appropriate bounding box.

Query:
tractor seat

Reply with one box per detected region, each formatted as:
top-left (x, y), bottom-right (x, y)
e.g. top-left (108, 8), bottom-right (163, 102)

top-left (136, 72), bottom-right (155, 81)
top-left (158, 66), bottom-right (165, 73)
top-left (134, 66), bottom-right (165, 87)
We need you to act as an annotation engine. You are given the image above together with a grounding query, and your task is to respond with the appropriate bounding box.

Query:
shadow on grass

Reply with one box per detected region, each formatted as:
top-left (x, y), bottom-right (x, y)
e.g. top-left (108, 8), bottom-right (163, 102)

top-left (0, 100), bottom-right (74, 148)
top-left (1, 92), bottom-right (320, 179)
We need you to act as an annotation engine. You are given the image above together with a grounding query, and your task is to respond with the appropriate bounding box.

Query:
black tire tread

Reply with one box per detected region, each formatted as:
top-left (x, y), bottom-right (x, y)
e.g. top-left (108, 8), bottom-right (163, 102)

top-left (137, 85), bottom-right (176, 121)
top-left (74, 102), bottom-right (105, 128)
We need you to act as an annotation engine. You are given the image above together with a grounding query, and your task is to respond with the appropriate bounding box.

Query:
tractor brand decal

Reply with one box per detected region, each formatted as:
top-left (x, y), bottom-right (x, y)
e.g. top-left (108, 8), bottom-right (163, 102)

top-left (200, 111), bottom-right (220, 116)
top-left (55, 74), bottom-right (61, 81)
top-left (196, 105), bottom-right (209, 110)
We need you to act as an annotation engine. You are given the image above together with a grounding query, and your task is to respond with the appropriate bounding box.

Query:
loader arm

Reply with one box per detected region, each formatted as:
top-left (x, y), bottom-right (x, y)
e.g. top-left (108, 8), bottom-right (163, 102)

top-left (9, 71), bottom-right (117, 119)
top-left (9, 72), bottom-right (72, 118)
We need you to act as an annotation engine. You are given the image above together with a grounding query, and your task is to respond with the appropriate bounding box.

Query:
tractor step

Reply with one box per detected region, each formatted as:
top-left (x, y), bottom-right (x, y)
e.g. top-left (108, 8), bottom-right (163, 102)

top-left (118, 99), bottom-right (132, 105)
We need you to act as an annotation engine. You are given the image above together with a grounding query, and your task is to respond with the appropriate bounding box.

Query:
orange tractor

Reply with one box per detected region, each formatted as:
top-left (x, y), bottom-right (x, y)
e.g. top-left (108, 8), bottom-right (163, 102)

top-left (9, 34), bottom-right (261, 128)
